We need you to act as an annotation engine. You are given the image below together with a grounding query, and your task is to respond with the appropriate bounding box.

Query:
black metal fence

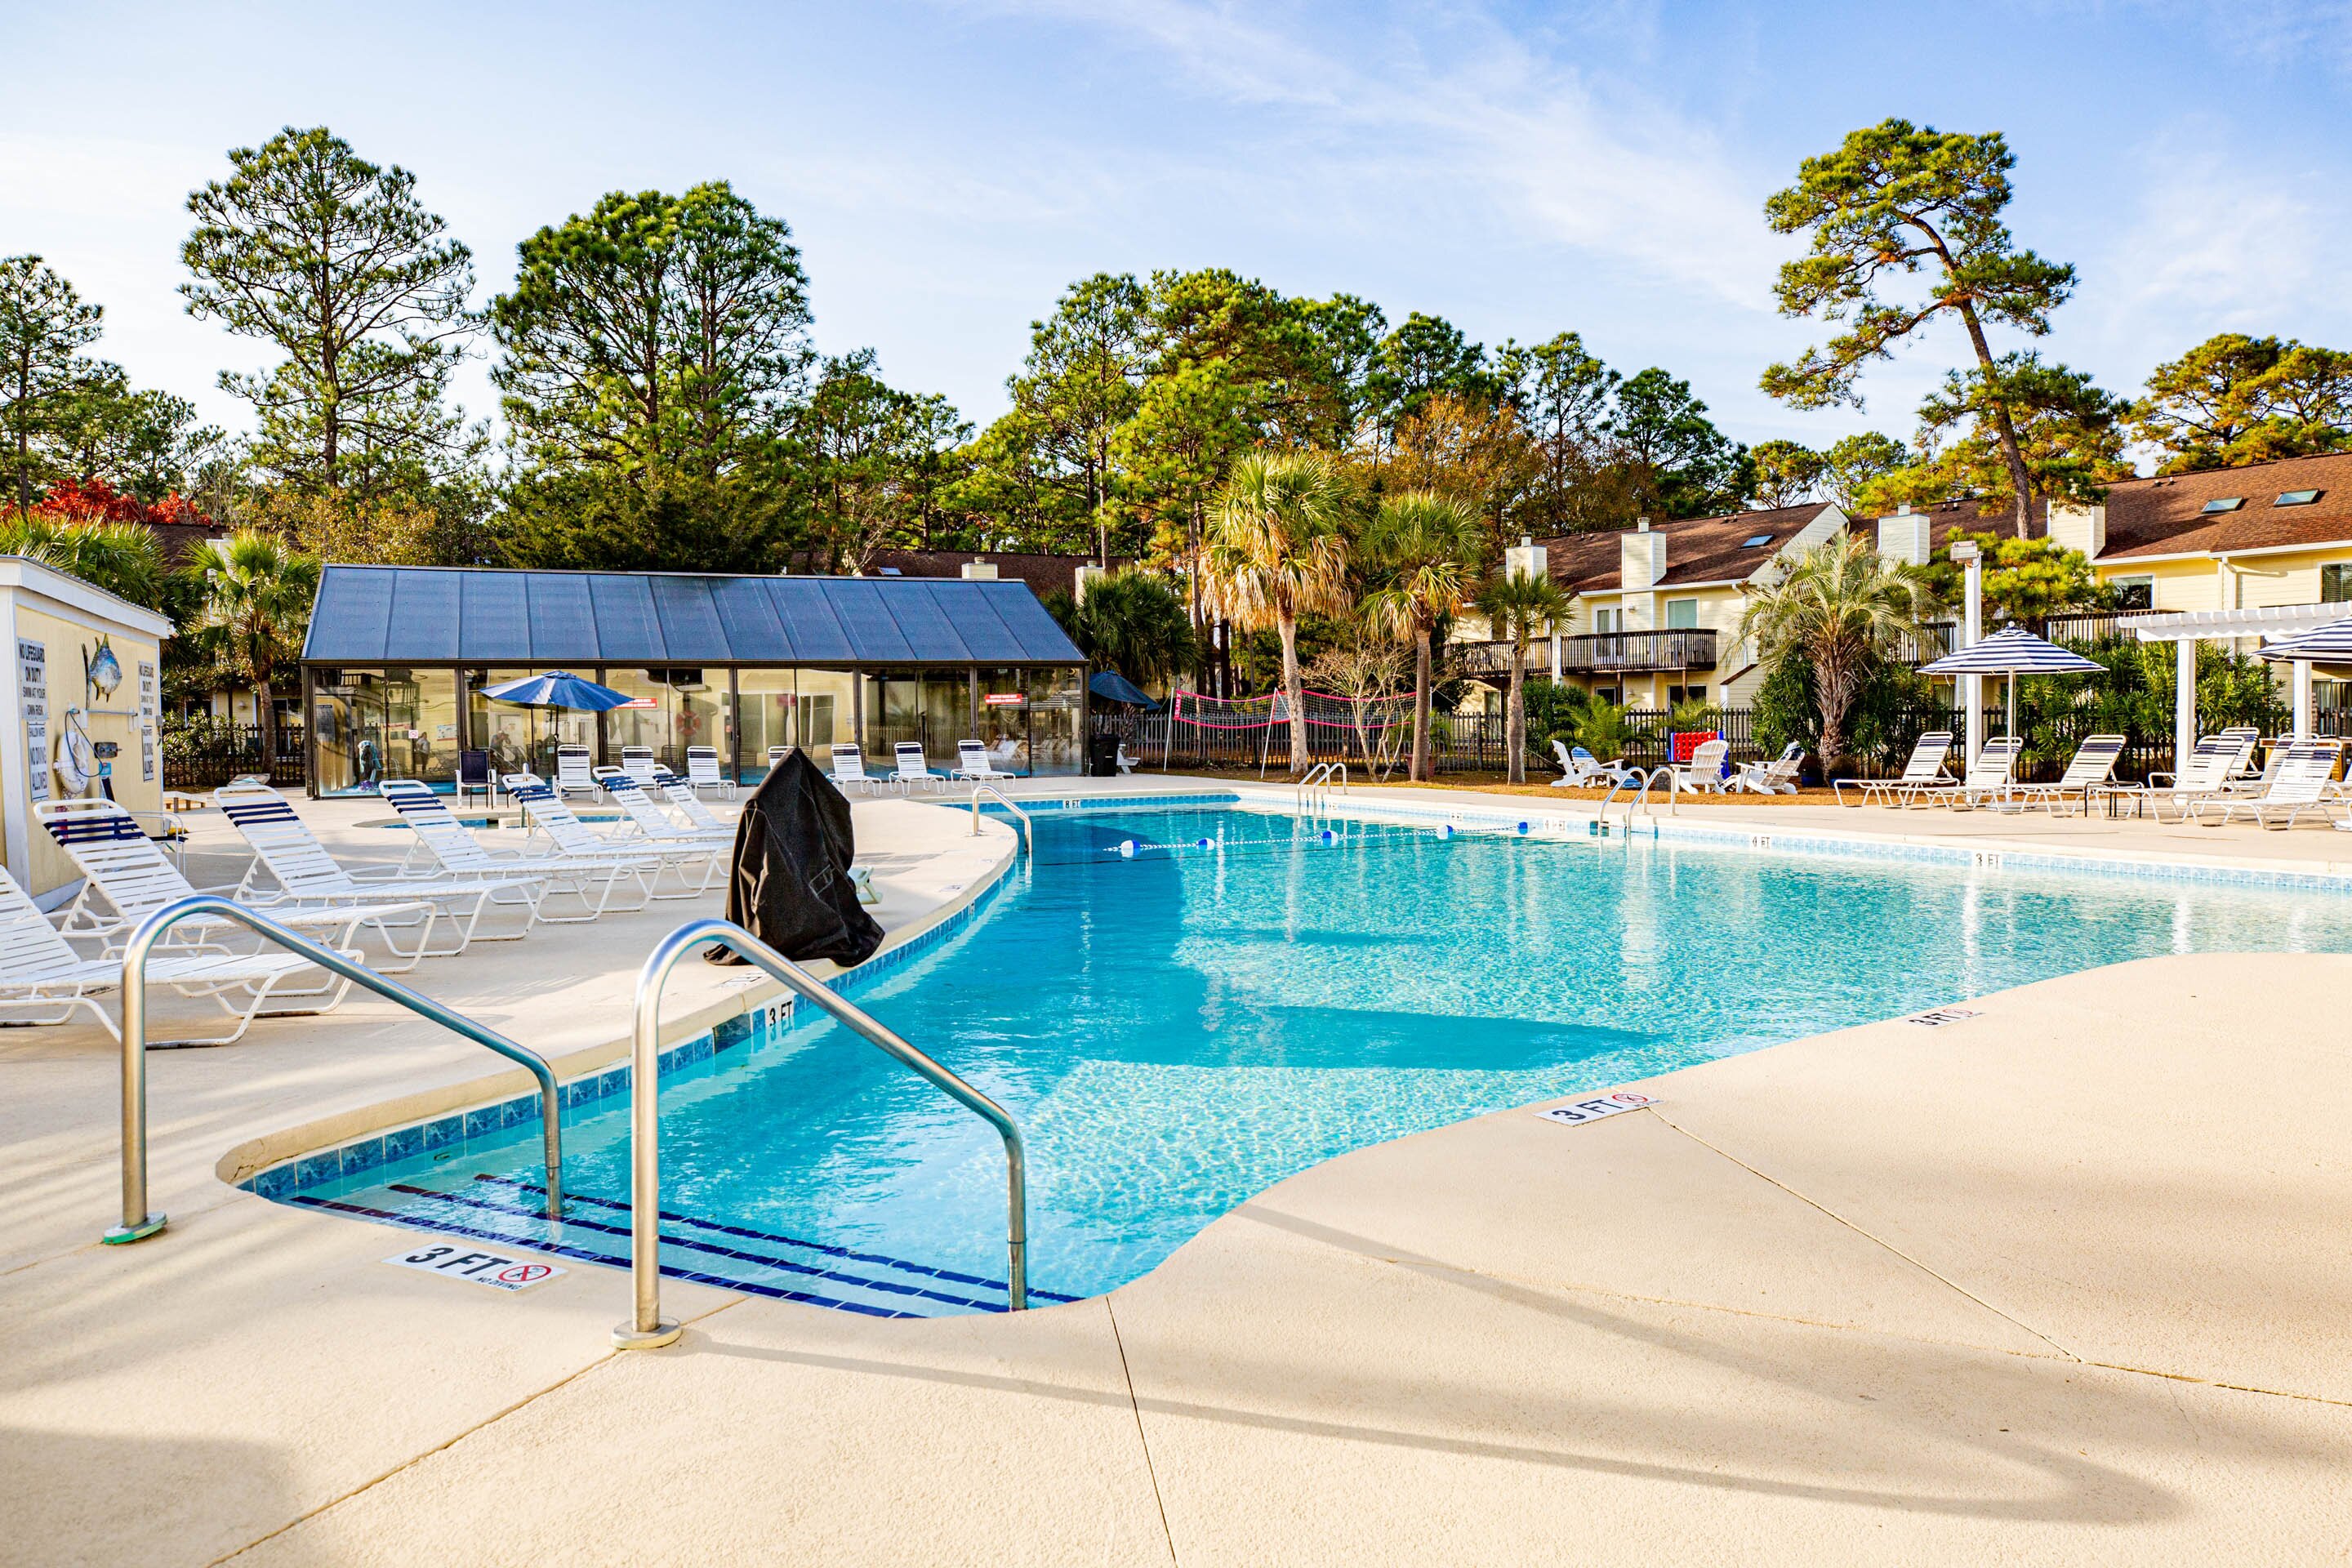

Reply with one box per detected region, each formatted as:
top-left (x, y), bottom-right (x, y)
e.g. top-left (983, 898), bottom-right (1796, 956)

top-left (161, 719), bottom-right (305, 790)
top-left (1129, 699), bottom-right (2352, 783)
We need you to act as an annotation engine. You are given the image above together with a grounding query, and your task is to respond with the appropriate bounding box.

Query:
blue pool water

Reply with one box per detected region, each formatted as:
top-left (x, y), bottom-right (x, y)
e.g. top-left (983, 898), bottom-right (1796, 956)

top-left (284, 804), bottom-right (2352, 1313)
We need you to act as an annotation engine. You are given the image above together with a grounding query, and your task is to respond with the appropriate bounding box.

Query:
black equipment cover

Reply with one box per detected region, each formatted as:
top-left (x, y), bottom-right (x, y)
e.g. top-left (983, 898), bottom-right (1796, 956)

top-left (705, 749), bottom-right (884, 966)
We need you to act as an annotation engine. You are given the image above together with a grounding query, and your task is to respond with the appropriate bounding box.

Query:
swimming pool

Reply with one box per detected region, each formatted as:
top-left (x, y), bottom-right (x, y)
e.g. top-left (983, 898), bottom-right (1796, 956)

top-left (275, 803), bottom-right (2352, 1314)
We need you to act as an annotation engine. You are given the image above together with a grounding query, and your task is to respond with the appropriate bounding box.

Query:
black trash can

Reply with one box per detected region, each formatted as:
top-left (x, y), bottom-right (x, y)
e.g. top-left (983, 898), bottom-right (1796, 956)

top-left (1088, 734), bottom-right (1120, 777)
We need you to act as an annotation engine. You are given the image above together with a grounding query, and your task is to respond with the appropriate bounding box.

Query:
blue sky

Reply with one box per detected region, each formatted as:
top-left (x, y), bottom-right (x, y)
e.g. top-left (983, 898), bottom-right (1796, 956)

top-left (4, 0), bottom-right (2348, 462)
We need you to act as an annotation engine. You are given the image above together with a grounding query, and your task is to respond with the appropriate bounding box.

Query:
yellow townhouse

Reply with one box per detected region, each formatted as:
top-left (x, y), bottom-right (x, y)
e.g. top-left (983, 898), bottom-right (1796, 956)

top-left (2054, 452), bottom-right (2352, 620)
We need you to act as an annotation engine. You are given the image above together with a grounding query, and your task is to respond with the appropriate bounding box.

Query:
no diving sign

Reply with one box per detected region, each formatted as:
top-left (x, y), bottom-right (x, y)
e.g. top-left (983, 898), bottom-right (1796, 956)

top-left (385, 1243), bottom-right (566, 1292)
top-left (1535, 1091), bottom-right (1655, 1127)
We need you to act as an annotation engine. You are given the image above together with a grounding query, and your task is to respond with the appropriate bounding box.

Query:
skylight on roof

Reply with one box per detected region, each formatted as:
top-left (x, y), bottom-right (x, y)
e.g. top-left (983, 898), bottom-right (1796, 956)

top-left (2276, 489), bottom-right (2323, 506)
top-left (1740, 533), bottom-right (1773, 548)
top-left (2200, 497), bottom-right (2244, 513)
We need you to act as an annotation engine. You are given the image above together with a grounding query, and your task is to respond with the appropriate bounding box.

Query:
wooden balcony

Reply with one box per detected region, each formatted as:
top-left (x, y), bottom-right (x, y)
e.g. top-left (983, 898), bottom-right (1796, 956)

top-left (1454, 629), bottom-right (1717, 679)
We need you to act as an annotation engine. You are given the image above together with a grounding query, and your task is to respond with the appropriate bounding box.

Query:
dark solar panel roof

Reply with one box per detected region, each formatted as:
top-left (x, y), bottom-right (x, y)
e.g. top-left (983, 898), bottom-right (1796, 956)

top-left (303, 566), bottom-right (1085, 666)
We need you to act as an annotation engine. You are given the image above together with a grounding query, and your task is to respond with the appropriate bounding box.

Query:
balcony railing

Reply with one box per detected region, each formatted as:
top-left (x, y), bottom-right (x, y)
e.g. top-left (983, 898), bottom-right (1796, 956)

top-left (1453, 629), bottom-right (1717, 679)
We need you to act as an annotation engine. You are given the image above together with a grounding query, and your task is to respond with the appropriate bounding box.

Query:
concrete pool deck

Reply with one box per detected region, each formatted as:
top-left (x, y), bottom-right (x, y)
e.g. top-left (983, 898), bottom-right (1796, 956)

top-left (2, 781), bottom-right (2345, 1564)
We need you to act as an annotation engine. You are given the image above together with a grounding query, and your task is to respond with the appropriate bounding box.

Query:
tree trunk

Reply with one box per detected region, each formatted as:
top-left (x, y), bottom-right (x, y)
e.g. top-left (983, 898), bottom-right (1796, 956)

top-left (1956, 301), bottom-right (2035, 538)
top-left (1815, 658), bottom-right (1848, 779)
top-left (1411, 626), bottom-right (1433, 782)
top-left (1506, 641), bottom-right (1527, 785)
top-left (253, 666), bottom-right (276, 777)
top-left (1279, 614), bottom-right (1309, 774)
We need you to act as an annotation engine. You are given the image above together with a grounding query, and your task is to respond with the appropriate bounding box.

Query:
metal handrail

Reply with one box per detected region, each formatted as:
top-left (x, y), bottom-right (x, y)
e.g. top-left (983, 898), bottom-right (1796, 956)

top-left (105, 894), bottom-right (564, 1246)
top-left (1294, 761), bottom-right (1351, 817)
top-left (969, 784), bottom-right (1031, 854)
top-left (617, 918), bottom-right (1029, 1350)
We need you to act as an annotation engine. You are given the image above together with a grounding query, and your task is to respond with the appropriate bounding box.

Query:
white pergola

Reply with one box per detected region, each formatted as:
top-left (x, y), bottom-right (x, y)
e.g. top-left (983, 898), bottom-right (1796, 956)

top-left (2126, 603), bottom-right (2349, 764)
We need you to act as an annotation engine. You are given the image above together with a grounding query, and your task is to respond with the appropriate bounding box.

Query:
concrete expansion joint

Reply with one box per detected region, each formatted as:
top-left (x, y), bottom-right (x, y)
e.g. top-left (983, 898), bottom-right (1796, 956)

top-left (207, 1343), bottom-right (631, 1566)
top-left (1644, 1109), bottom-right (2082, 1364)
top-left (1102, 1294), bottom-right (1179, 1566)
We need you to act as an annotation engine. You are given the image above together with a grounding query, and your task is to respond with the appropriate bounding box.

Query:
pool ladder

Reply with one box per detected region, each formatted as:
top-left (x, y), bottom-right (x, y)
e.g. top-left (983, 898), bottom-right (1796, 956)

top-left (969, 784), bottom-right (1031, 854)
top-left (1597, 764), bottom-right (1679, 835)
top-left (1295, 762), bottom-right (1348, 819)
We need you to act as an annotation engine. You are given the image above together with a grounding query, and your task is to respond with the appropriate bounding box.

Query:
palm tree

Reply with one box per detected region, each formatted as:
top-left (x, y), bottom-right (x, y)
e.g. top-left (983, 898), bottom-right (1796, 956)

top-left (1474, 567), bottom-right (1568, 785)
top-left (0, 514), bottom-right (167, 608)
top-left (1737, 531), bottom-right (1940, 776)
top-left (1067, 568), bottom-right (1195, 685)
top-left (196, 529), bottom-right (321, 776)
top-left (1204, 452), bottom-right (1354, 774)
top-left (1364, 491), bottom-right (1482, 782)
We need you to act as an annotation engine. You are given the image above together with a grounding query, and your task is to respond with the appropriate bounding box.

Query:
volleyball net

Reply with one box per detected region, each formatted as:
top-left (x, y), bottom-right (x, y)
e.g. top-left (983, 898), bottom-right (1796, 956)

top-left (1151, 686), bottom-right (1414, 773)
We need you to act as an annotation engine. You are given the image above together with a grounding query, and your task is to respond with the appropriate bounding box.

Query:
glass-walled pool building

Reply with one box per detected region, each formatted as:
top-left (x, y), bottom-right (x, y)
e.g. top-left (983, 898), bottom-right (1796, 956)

top-left (299, 565), bottom-right (1089, 795)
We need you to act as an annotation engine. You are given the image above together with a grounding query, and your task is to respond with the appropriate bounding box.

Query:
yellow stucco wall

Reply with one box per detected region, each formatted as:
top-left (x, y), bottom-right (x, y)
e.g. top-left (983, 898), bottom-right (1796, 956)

top-left (4, 597), bottom-right (167, 898)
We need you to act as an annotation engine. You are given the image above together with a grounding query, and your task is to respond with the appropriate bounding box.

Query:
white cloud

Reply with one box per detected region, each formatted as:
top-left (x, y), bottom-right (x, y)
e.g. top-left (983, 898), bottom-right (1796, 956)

top-left (2094, 145), bottom-right (2341, 335)
top-left (956, 0), bottom-right (1779, 307)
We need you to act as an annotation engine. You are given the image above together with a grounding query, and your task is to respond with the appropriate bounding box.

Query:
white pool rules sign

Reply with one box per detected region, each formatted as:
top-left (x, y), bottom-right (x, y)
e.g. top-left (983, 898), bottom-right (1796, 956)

top-left (1535, 1091), bottom-right (1655, 1127)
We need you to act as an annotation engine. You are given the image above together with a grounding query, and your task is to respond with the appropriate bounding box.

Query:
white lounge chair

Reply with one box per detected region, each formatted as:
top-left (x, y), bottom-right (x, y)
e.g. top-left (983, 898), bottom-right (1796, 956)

top-left (1668, 737), bottom-right (1731, 795)
top-left (1731, 741), bottom-right (1804, 795)
top-left (652, 768), bottom-right (735, 835)
top-left (955, 740), bottom-right (1016, 782)
top-left (1901, 736), bottom-right (2025, 809)
top-left (555, 745), bottom-right (599, 800)
top-left (216, 782), bottom-right (548, 952)
top-left (2196, 740), bottom-right (2345, 830)
top-left (1115, 742), bottom-right (1139, 776)
top-left (766, 745), bottom-right (791, 771)
top-left (892, 742), bottom-right (946, 795)
top-left (381, 779), bottom-right (653, 921)
top-left (502, 773), bottom-right (722, 897)
top-left (2149, 733), bottom-right (2253, 822)
top-left (684, 746), bottom-right (735, 800)
top-left (35, 797), bottom-right (439, 976)
top-left (830, 743), bottom-right (883, 795)
top-left (1550, 742), bottom-right (1634, 789)
top-left (1833, 730), bottom-right (1953, 808)
top-left (592, 765), bottom-right (733, 845)
top-left (0, 866), bottom-right (360, 1047)
top-left (2007, 734), bottom-right (2127, 816)
top-left (620, 746), bottom-right (663, 791)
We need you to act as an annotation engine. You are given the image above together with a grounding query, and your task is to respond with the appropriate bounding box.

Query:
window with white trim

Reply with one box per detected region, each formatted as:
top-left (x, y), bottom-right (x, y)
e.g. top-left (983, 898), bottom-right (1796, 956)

top-left (2323, 563), bottom-right (2352, 604)
top-left (2110, 575), bottom-right (2154, 611)
top-left (1664, 598), bottom-right (1699, 629)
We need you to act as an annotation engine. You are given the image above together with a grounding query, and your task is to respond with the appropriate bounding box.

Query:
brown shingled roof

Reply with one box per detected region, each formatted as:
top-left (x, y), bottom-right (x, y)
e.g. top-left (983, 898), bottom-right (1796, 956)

top-left (1538, 502), bottom-right (1843, 593)
top-left (2096, 452), bottom-right (2352, 560)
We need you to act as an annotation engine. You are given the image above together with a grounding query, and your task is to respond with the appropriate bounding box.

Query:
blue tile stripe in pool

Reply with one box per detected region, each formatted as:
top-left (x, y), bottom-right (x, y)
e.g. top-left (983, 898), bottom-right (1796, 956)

top-left (288, 1192), bottom-right (923, 1318)
top-left (1279, 794), bottom-right (2352, 898)
top-left (243, 867), bottom-right (1020, 1205)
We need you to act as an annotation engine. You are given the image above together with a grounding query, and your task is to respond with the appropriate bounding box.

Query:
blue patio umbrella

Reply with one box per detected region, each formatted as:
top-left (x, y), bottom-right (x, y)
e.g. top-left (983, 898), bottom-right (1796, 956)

top-left (1088, 670), bottom-right (1160, 710)
top-left (477, 670), bottom-right (634, 710)
top-left (1919, 626), bottom-right (2104, 738)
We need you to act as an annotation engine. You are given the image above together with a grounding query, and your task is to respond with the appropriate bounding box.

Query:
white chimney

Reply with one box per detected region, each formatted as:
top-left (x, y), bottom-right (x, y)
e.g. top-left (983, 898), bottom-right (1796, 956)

top-left (1074, 564), bottom-right (1107, 602)
top-left (1877, 502), bottom-right (1932, 567)
top-left (1620, 520), bottom-right (1666, 591)
top-left (1503, 534), bottom-right (1548, 581)
top-left (2047, 502), bottom-right (2106, 560)
top-left (960, 559), bottom-right (1000, 581)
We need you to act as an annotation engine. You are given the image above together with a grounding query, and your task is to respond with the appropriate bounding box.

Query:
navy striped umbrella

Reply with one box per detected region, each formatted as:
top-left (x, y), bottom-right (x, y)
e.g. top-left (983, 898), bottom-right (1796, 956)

top-left (1918, 626), bottom-right (2105, 676)
top-left (2256, 617), bottom-right (2352, 662)
top-left (1919, 626), bottom-right (2104, 741)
